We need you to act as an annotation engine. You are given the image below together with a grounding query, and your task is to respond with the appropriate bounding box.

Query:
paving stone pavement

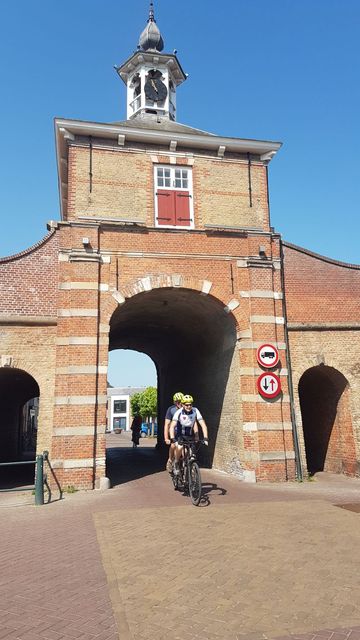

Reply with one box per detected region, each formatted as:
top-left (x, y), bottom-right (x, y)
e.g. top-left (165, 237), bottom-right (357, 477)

top-left (1, 432), bottom-right (360, 640)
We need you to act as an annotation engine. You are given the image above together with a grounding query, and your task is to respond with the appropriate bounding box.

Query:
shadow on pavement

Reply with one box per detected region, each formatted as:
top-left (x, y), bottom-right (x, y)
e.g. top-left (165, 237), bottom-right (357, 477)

top-left (0, 463), bottom-right (35, 490)
top-left (106, 440), bottom-right (167, 487)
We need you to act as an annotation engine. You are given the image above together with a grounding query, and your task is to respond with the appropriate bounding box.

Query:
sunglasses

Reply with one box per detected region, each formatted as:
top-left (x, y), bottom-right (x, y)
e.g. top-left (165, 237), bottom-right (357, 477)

top-left (184, 403), bottom-right (192, 407)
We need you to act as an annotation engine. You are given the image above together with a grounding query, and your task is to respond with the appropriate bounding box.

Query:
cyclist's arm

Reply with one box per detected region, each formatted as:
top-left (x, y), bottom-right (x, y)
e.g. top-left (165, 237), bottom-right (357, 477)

top-left (169, 419), bottom-right (177, 440)
top-left (198, 418), bottom-right (208, 441)
top-left (164, 418), bottom-right (171, 444)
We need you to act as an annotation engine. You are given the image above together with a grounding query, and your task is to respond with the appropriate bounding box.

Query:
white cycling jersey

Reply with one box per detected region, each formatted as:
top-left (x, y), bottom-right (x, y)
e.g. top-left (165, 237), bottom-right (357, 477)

top-left (172, 407), bottom-right (203, 437)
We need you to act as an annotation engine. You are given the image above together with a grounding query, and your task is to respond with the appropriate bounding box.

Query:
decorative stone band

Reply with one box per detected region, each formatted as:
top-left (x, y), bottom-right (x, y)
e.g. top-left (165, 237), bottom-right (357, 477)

top-left (250, 315), bottom-right (285, 324)
top-left (240, 367), bottom-right (288, 376)
top-left (51, 457), bottom-right (106, 469)
top-left (287, 322), bottom-right (360, 330)
top-left (0, 315), bottom-right (57, 326)
top-left (54, 395), bottom-right (107, 405)
top-left (240, 290), bottom-right (283, 299)
top-left (55, 366), bottom-right (107, 375)
top-left (238, 341), bottom-right (286, 350)
top-left (241, 394), bottom-right (290, 403)
top-left (59, 252), bottom-right (111, 264)
top-left (56, 337), bottom-right (108, 345)
top-left (53, 426), bottom-right (106, 436)
top-left (237, 258), bottom-right (281, 270)
top-left (243, 422), bottom-right (292, 432)
top-left (259, 451), bottom-right (296, 461)
top-left (58, 309), bottom-right (98, 317)
top-left (59, 282), bottom-right (109, 291)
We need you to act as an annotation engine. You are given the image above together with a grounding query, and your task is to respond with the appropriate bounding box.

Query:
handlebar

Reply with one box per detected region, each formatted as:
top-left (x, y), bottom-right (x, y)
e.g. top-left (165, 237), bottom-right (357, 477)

top-left (171, 437), bottom-right (207, 445)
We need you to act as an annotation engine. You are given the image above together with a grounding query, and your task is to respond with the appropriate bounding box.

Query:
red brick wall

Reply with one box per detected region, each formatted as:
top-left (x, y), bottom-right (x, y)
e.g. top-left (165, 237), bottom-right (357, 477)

top-left (283, 242), bottom-right (360, 323)
top-left (283, 241), bottom-right (360, 477)
top-left (0, 232), bottom-right (59, 317)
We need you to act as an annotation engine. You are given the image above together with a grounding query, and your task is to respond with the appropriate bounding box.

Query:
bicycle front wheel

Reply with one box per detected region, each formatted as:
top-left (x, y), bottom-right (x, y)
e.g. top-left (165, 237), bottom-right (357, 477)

top-left (188, 460), bottom-right (202, 506)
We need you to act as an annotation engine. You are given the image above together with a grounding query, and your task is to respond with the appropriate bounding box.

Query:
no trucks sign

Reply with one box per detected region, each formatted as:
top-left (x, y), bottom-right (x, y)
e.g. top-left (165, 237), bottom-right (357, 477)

top-left (256, 343), bottom-right (279, 368)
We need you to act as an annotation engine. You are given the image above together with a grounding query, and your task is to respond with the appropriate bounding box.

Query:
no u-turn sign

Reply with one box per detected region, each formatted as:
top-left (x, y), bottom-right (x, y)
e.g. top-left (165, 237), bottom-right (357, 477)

top-left (257, 372), bottom-right (282, 399)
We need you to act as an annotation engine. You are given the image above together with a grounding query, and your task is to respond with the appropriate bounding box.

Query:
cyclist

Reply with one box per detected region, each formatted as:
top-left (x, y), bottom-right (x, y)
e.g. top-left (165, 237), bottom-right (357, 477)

top-left (164, 392), bottom-right (184, 472)
top-left (169, 394), bottom-right (208, 475)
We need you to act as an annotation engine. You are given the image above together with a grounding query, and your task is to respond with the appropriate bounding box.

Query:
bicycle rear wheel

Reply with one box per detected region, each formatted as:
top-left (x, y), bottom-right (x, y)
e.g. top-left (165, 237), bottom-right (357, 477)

top-left (188, 460), bottom-right (202, 506)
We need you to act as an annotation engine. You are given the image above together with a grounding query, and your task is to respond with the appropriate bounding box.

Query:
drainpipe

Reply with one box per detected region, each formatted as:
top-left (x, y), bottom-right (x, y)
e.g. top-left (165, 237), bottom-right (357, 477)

top-left (280, 239), bottom-right (303, 480)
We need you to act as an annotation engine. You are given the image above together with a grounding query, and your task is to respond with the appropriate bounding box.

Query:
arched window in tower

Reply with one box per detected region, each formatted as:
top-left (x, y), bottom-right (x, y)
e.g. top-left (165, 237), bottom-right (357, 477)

top-left (129, 73), bottom-right (141, 114)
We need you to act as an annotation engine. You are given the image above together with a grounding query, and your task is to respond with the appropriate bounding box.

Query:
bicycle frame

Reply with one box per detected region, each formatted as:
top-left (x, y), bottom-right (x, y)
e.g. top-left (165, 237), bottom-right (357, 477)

top-left (171, 436), bottom-right (202, 506)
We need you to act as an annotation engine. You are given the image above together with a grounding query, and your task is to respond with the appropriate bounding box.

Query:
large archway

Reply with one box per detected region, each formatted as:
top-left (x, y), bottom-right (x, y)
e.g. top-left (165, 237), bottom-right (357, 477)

top-left (0, 367), bottom-right (40, 487)
top-left (109, 287), bottom-right (239, 467)
top-left (299, 365), bottom-right (356, 475)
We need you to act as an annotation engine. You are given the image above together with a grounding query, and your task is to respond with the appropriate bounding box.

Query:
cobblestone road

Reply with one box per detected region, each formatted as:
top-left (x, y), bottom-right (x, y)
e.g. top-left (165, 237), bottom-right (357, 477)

top-left (1, 432), bottom-right (360, 640)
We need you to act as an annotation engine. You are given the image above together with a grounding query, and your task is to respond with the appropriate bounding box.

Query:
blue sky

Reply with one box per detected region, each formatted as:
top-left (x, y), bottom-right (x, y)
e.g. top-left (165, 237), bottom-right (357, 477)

top-left (1, 0), bottom-right (359, 386)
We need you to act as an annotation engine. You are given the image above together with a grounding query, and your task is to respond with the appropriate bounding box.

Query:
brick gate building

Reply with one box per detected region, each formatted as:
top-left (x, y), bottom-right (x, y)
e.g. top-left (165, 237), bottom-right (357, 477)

top-left (1, 7), bottom-right (360, 489)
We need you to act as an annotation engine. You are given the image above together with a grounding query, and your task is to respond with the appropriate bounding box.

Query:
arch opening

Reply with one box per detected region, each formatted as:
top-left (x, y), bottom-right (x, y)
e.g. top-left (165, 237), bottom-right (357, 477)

top-left (0, 367), bottom-right (40, 487)
top-left (108, 287), bottom-right (238, 469)
top-left (107, 349), bottom-right (158, 433)
top-left (299, 365), bottom-right (356, 476)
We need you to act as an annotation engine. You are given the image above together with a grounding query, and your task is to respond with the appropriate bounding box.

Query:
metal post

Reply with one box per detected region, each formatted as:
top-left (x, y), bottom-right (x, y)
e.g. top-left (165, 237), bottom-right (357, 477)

top-left (34, 454), bottom-right (44, 505)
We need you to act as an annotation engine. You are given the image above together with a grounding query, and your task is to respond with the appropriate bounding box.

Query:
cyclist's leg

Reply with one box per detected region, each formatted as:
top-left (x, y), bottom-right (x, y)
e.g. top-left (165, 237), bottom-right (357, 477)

top-left (173, 442), bottom-right (183, 474)
top-left (166, 442), bottom-right (176, 472)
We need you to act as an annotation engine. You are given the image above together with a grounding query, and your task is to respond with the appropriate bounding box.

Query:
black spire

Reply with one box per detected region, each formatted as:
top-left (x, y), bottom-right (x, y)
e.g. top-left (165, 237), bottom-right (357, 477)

top-left (139, 2), bottom-right (164, 52)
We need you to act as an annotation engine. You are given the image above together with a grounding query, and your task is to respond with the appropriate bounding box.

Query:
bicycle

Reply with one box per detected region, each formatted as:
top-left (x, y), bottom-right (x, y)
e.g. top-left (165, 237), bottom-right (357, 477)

top-left (170, 436), bottom-right (203, 506)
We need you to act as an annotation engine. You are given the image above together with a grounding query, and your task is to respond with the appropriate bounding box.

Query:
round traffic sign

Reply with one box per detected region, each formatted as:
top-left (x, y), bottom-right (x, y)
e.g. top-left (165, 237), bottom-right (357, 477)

top-left (257, 372), bottom-right (282, 399)
top-left (256, 343), bottom-right (279, 368)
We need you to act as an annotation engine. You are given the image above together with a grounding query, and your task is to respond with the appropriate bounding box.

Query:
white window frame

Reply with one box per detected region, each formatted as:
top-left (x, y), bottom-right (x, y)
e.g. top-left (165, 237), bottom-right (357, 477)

top-left (110, 394), bottom-right (130, 431)
top-left (154, 165), bottom-right (194, 229)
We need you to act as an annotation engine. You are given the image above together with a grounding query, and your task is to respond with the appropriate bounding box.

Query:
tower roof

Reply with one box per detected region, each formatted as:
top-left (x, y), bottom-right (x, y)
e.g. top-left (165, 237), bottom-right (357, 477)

top-left (138, 2), bottom-right (164, 52)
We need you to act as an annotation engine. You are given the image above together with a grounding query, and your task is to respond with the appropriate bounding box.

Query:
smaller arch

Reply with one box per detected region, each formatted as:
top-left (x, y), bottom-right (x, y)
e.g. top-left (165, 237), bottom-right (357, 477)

top-left (0, 367), bottom-right (40, 463)
top-left (299, 365), bottom-right (357, 476)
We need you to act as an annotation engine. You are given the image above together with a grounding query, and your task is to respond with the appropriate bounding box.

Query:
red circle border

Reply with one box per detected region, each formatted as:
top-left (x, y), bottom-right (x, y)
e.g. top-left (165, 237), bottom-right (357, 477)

top-left (256, 344), bottom-right (280, 369)
top-left (257, 372), bottom-right (282, 398)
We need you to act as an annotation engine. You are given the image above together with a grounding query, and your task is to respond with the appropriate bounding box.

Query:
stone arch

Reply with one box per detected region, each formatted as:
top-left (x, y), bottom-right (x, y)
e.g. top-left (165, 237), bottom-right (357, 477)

top-left (105, 273), bottom-right (240, 327)
top-left (108, 285), bottom-right (241, 468)
top-left (0, 366), bottom-right (40, 464)
top-left (299, 365), bottom-right (357, 476)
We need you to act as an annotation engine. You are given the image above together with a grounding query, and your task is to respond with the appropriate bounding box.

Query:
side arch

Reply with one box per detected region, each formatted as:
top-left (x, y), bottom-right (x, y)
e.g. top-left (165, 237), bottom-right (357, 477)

top-left (0, 367), bottom-right (40, 462)
top-left (299, 365), bottom-right (357, 476)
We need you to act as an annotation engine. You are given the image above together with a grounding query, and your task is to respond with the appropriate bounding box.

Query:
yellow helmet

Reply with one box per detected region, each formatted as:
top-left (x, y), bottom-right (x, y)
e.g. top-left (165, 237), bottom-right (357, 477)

top-left (182, 394), bottom-right (193, 404)
top-left (173, 392), bottom-right (184, 403)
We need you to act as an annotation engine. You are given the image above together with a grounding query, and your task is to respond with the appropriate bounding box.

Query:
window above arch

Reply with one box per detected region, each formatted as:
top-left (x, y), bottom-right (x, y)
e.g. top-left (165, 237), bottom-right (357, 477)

top-left (154, 165), bottom-right (194, 229)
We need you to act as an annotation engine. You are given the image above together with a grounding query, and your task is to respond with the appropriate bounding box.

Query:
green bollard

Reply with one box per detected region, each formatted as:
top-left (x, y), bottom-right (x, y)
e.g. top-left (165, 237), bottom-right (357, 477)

top-left (34, 454), bottom-right (44, 506)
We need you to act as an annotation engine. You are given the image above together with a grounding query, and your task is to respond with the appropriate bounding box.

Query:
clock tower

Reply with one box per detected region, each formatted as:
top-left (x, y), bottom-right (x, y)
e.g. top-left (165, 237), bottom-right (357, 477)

top-left (115, 2), bottom-right (187, 121)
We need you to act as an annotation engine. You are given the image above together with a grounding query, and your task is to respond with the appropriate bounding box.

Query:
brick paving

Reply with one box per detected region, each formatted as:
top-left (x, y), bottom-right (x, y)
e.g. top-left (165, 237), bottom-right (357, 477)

top-left (1, 431), bottom-right (360, 639)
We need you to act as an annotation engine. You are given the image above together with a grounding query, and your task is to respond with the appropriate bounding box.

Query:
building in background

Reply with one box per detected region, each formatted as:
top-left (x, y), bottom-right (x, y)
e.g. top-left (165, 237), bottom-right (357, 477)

top-left (107, 386), bottom-right (145, 432)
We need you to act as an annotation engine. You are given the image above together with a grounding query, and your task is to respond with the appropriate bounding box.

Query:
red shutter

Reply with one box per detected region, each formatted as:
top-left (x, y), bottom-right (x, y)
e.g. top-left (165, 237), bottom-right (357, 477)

top-left (156, 190), bottom-right (176, 225)
top-left (174, 191), bottom-right (191, 226)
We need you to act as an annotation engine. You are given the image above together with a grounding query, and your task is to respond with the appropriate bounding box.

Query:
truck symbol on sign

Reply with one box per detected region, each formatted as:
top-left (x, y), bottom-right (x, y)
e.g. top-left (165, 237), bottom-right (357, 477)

top-left (263, 351), bottom-right (275, 359)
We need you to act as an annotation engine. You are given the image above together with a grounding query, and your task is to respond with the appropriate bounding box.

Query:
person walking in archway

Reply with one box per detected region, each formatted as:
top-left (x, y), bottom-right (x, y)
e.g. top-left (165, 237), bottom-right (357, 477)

top-left (164, 392), bottom-right (184, 471)
top-left (131, 415), bottom-right (142, 448)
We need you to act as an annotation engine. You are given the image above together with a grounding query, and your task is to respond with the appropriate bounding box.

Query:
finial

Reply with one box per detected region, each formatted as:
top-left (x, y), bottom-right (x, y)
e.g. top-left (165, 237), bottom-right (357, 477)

top-left (139, 1), bottom-right (164, 51)
top-left (148, 2), bottom-right (155, 22)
